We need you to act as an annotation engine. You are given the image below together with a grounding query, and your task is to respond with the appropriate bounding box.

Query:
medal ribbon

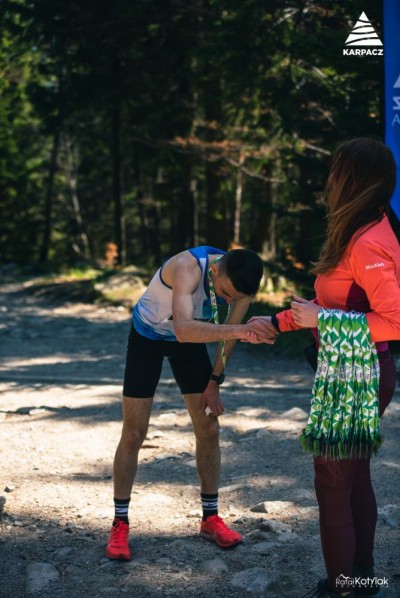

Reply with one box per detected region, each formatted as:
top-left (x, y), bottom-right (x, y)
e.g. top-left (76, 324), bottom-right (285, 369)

top-left (208, 258), bottom-right (230, 368)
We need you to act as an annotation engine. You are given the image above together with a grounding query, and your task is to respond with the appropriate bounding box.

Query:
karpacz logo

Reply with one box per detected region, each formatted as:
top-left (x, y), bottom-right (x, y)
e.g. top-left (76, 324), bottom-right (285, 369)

top-left (343, 12), bottom-right (383, 56)
top-left (343, 48), bottom-right (383, 56)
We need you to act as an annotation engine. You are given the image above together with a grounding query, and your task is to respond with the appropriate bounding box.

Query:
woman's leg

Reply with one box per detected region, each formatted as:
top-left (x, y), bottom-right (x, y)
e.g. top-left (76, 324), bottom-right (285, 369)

top-left (351, 350), bottom-right (396, 570)
top-left (351, 459), bottom-right (376, 570)
top-left (314, 457), bottom-right (358, 592)
top-left (314, 350), bottom-right (396, 592)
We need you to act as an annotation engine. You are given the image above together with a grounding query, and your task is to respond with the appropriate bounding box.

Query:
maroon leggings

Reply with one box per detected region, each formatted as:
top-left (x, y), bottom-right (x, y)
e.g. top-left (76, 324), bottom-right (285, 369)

top-left (313, 351), bottom-right (396, 592)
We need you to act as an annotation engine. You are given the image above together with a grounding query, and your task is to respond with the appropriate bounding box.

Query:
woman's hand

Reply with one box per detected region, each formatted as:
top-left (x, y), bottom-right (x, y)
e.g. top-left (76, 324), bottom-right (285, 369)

top-left (291, 295), bottom-right (320, 328)
top-left (243, 316), bottom-right (279, 344)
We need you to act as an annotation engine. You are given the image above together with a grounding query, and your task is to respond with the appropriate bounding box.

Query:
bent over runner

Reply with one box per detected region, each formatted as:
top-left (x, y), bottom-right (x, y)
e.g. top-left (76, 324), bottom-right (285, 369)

top-left (106, 246), bottom-right (277, 560)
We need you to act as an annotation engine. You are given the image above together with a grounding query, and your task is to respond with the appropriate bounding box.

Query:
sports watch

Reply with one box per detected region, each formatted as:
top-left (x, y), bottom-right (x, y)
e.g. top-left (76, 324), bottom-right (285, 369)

top-left (210, 372), bottom-right (225, 385)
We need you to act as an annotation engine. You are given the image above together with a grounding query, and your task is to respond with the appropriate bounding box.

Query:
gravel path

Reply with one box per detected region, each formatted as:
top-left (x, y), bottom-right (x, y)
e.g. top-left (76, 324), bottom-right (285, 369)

top-left (0, 280), bottom-right (399, 597)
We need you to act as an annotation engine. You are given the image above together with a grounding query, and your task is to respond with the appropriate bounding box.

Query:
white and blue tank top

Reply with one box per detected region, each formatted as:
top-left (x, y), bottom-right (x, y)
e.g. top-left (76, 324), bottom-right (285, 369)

top-left (133, 246), bottom-right (227, 341)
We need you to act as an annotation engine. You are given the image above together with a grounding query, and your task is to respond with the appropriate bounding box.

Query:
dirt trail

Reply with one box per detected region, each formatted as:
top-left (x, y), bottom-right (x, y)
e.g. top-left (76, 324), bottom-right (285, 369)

top-left (0, 281), bottom-right (399, 597)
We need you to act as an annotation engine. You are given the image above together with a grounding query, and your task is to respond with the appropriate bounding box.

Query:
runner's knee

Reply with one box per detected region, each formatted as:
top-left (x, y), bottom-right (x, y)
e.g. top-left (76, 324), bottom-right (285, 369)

top-left (120, 427), bottom-right (147, 452)
top-left (194, 418), bottom-right (220, 442)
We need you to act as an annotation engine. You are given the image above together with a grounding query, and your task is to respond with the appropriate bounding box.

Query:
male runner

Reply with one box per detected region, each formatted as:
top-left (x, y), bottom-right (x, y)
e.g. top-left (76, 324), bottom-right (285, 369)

top-left (106, 246), bottom-right (277, 559)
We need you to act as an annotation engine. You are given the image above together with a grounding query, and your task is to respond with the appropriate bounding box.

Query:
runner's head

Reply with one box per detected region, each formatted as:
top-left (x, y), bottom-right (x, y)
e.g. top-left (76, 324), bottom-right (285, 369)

top-left (211, 249), bottom-right (263, 302)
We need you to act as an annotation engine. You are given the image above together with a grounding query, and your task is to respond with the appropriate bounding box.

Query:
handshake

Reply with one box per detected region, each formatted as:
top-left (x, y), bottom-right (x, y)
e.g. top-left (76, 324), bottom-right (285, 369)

top-left (239, 295), bottom-right (321, 344)
top-left (240, 316), bottom-right (279, 345)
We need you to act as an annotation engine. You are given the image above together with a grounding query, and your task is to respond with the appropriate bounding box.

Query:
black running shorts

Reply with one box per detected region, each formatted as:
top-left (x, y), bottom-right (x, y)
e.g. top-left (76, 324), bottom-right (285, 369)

top-left (123, 325), bottom-right (213, 398)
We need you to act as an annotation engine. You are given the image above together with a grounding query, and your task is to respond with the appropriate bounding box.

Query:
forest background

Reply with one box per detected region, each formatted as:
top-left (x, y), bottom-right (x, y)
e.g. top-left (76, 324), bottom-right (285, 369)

top-left (0, 0), bottom-right (396, 295)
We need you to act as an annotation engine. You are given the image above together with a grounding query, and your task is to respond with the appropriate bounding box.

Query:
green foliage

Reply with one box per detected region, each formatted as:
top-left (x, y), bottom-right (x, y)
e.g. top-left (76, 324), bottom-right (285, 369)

top-left (0, 0), bottom-right (386, 278)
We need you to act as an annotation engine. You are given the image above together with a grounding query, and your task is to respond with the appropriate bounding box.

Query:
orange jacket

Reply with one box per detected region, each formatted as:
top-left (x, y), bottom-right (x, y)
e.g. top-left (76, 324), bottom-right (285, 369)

top-left (276, 214), bottom-right (400, 343)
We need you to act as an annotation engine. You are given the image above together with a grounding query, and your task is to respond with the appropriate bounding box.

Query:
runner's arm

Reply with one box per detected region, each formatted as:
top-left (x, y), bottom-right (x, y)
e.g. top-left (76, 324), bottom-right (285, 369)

top-left (211, 297), bottom-right (252, 376)
top-left (171, 263), bottom-right (272, 343)
top-left (200, 299), bottom-right (254, 417)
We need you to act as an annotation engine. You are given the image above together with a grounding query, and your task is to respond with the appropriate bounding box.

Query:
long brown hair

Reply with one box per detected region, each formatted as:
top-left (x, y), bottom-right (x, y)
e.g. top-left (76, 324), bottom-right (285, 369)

top-left (311, 138), bottom-right (396, 276)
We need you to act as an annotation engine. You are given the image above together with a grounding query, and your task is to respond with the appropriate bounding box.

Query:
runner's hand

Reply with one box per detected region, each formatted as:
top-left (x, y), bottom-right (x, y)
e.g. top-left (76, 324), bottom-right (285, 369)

top-left (243, 316), bottom-right (278, 344)
top-left (199, 381), bottom-right (224, 417)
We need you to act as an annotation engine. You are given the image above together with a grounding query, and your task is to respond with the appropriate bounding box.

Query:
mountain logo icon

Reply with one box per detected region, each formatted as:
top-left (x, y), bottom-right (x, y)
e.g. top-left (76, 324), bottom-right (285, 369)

top-left (345, 12), bottom-right (383, 47)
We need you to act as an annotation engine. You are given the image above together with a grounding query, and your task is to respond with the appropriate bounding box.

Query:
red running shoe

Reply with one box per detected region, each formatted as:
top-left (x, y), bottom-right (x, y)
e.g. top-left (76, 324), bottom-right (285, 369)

top-left (200, 515), bottom-right (242, 548)
top-left (106, 519), bottom-right (131, 560)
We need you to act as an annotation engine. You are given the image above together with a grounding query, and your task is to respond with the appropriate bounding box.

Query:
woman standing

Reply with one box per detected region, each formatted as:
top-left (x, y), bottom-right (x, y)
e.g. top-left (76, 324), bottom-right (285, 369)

top-left (250, 138), bottom-right (400, 597)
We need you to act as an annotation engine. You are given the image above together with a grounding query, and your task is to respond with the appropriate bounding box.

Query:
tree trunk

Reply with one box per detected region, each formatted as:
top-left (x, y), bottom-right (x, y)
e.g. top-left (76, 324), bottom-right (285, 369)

top-left (174, 158), bottom-right (194, 251)
top-left (64, 136), bottom-right (91, 259)
top-left (112, 101), bottom-right (126, 266)
top-left (205, 161), bottom-right (226, 248)
top-left (138, 200), bottom-right (150, 256)
top-left (40, 130), bottom-right (60, 264)
top-left (233, 154), bottom-right (245, 246)
top-left (191, 176), bottom-right (200, 247)
top-left (201, 3), bottom-right (226, 249)
top-left (295, 159), bottom-right (315, 266)
top-left (150, 202), bottom-right (161, 264)
top-left (250, 163), bottom-right (277, 260)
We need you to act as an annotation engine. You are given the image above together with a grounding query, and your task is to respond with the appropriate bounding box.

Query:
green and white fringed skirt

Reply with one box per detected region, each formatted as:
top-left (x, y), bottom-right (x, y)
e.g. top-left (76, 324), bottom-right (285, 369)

top-left (300, 309), bottom-right (383, 460)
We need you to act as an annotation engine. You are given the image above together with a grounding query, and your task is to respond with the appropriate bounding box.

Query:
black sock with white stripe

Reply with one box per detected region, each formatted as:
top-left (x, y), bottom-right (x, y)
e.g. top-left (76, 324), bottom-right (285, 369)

top-left (201, 492), bottom-right (218, 521)
top-left (113, 497), bottom-right (130, 525)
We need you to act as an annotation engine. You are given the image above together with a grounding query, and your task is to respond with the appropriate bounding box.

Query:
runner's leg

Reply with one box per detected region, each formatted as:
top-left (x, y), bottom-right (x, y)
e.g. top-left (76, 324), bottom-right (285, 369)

top-left (183, 393), bottom-right (220, 494)
top-left (106, 326), bottom-right (163, 560)
top-left (167, 342), bottom-right (242, 547)
top-left (167, 342), bottom-right (217, 493)
top-left (113, 396), bottom-right (153, 499)
top-left (115, 325), bottom-right (164, 499)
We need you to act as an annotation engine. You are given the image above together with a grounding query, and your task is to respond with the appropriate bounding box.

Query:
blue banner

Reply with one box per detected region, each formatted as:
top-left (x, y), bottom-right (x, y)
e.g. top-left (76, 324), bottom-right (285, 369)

top-left (384, 0), bottom-right (400, 219)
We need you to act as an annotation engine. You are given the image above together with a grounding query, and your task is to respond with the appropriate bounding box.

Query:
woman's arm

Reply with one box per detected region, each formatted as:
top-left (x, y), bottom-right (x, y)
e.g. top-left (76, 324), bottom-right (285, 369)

top-left (351, 238), bottom-right (400, 342)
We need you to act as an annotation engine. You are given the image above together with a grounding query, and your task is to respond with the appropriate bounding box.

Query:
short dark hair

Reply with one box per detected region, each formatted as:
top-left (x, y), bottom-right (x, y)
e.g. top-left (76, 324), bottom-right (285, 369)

top-left (219, 249), bottom-right (263, 296)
